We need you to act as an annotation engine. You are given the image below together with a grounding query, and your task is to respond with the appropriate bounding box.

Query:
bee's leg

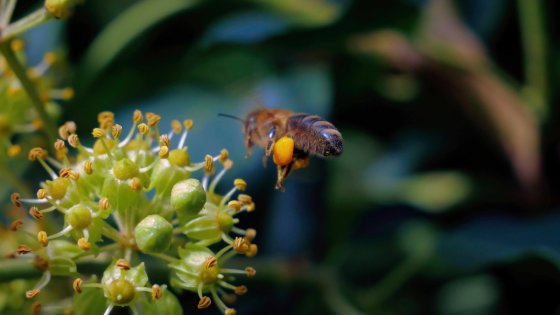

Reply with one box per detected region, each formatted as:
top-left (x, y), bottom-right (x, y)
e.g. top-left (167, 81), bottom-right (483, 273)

top-left (275, 164), bottom-right (288, 191)
top-left (244, 134), bottom-right (253, 159)
top-left (263, 126), bottom-right (276, 167)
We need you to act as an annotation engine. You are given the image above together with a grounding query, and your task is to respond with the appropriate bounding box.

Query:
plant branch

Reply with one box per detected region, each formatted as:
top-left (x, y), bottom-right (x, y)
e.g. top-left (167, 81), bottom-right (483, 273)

top-left (517, 0), bottom-right (548, 117)
top-left (0, 8), bottom-right (51, 42)
top-left (0, 40), bottom-right (57, 145)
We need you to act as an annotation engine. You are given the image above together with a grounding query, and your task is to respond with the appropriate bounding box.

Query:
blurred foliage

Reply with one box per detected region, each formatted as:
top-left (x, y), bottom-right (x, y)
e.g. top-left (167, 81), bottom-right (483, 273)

top-left (3, 0), bottom-right (560, 314)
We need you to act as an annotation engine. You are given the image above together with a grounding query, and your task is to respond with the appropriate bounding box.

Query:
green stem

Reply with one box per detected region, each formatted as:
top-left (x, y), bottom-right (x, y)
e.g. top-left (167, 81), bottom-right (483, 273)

top-left (0, 40), bottom-right (57, 145)
top-left (0, 0), bottom-right (17, 27)
top-left (517, 0), bottom-right (548, 117)
top-left (358, 255), bottom-right (425, 308)
top-left (0, 8), bottom-right (52, 42)
top-left (0, 259), bottom-right (42, 281)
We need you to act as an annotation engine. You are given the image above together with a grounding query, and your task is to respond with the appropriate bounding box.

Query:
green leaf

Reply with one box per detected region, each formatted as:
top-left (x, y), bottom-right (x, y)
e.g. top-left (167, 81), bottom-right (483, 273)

top-left (76, 0), bottom-right (200, 92)
top-left (73, 276), bottom-right (107, 315)
top-left (139, 288), bottom-right (182, 315)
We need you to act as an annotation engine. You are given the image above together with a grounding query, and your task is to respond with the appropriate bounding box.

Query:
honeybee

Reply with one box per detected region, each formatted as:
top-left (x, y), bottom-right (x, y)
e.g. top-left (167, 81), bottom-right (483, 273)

top-left (232, 108), bottom-right (344, 190)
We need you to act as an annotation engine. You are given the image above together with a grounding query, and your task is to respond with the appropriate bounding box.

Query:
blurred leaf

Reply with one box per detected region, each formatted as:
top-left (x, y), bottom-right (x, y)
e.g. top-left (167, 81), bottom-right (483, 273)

top-left (439, 214), bottom-right (560, 270)
top-left (76, 0), bottom-right (199, 93)
top-left (398, 220), bottom-right (437, 261)
top-left (73, 276), bottom-right (107, 315)
top-left (139, 289), bottom-right (182, 315)
top-left (251, 0), bottom-right (349, 27)
top-left (436, 275), bottom-right (499, 315)
top-left (200, 11), bottom-right (291, 46)
top-left (398, 172), bottom-right (471, 213)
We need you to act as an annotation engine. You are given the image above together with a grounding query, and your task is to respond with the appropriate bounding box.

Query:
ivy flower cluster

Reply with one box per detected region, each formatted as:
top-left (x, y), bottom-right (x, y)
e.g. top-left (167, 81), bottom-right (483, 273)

top-left (0, 39), bottom-right (72, 164)
top-left (9, 110), bottom-right (257, 315)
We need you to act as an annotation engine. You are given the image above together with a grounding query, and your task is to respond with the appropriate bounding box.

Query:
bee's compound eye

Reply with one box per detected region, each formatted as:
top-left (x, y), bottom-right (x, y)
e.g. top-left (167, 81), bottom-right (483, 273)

top-left (273, 137), bottom-right (294, 166)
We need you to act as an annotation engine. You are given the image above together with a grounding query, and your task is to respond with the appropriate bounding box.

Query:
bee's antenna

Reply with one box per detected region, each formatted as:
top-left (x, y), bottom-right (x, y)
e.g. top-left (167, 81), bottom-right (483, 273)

top-left (218, 113), bottom-right (244, 123)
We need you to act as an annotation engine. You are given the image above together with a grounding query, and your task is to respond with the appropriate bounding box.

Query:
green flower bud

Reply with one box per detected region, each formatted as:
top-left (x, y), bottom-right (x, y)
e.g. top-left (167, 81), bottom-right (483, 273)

top-left (102, 260), bottom-right (148, 306)
top-left (171, 179), bottom-right (206, 223)
top-left (92, 138), bottom-right (115, 155)
top-left (45, 177), bottom-right (70, 200)
top-left (170, 244), bottom-right (219, 292)
top-left (105, 278), bottom-right (136, 305)
top-left (44, 0), bottom-right (81, 19)
top-left (134, 215), bottom-right (172, 253)
top-left (182, 204), bottom-right (233, 243)
top-left (67, 204), bottom-right (92, 230)
top-left (113, 158), bottom-right (139, 180)
top-left (168, 148), bottom-right (190, 167)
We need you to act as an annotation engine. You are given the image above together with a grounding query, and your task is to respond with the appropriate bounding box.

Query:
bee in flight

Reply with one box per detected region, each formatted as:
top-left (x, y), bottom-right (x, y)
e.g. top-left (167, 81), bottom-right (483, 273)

top-left (223, 108), bottom-right (344, 190)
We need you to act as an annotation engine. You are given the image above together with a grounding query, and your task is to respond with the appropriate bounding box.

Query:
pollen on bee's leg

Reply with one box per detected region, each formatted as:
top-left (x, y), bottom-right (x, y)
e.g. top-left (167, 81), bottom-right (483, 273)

top-left (272, 137), bottom-right (294, 167)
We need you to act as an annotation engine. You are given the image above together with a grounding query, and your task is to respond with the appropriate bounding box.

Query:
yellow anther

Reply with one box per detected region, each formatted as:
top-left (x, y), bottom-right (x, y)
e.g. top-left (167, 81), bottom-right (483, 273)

top-left (97, 111), bottom-right (114, 128)
top-left (73, 278), bottom-right (83, 294)
top-left (29, 206), bottom-right (43, 220)
top-left (245, 201), bottom-right (255, 212)
top-left (223, 159), bottom-right (233, 170)
top-left (78, 238), bottom-right (91, 251)
top-left (147, 113), bottom-right (161, 127)
top-left (37, 188), bottom-right (48, 199)
top-left (91, 128), bottom-right (106, 138)
top-left (63, 121), bottom-right (77, 134)
top-left (159, 146), bottom-right (169, 159)
top-left (234, 179), bottom-right (247, 191)
top-left (16, 244), bottom-right (32, 255)
top-left (59, 168), bottom-right (71, 178)
top-left (159, 135), bottom-right (170, 147)
top-left (130, 177), bottom-right (142, 192)
top-left (204, 154), bottom-right (214, 173)
top-left (137, 123), bottom-right (149, 135)
top-left (234, 285), bottom-right (248, 295)
top-left (83, 160), bottom-right (93, 175)
top-left (184, 119), bottom-right (193, 130)
top-left (28, 147), bottom-right (47, 161)
top-left (246, 244), bottom-right (258, 257)
top-left (219, 149), bottom-right (229, 164)
top-left (8, 144), bottom-right (21, 157)
top-left (225, 308), bottom-right (237, 315)
top-left (171, 120), bottom-right (182, 134)
top-left (7, 86), bottom-right (21, 95)
top-left (9, 219), bottom-right (23, 231)
top-left (68, 170), bottom-right (80, 181)
top-left (11, 39), bottom-right (25, 51)
top-left (273, 136), bottom-right (294, 166)
top-left (232, 237), bottom-right (249, 254)
top-left (197, 296), bottom-right (212, 309)
top-left (244, 228), bottom-right (257, 242)
top-left (43, 52), bottom-right (57, 65)
top-left (10, 192), bottom-right (21, 207)
top-left (112, 124), bottom-right (122, 139)
top-left (204, 256), bottom-right (218, 270)
top-left (227, 200), bottom-right (241, 212)
top-left (99, 198), bottom-right (110, 210)
top-left (26, 289), bottom-right (40, 299)
top-left (27, 68), bottom-right (38, 78)
top-left (58, 125), bottom-right (69, 139)
top-left (116, 259), bottom-right (131, 270)
top-left (133, 109), bottom-right (143, 123)
top-left (151, 284), bottom-right (162, 300)
top-left (61, 87), bottom-right (74, 100)
top-left (68, 134), bottom-right (80, 147)
top-left (54, 139), bottom-right (66, 151)
top-left (238, 194), bottom-right (252, 204)
top-left (38, 231), bottom-right (49, 247)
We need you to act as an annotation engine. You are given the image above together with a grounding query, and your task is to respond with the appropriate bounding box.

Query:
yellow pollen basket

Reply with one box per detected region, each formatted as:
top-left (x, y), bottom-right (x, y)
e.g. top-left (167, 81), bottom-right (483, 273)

top-left (273, 136), bottom-right (294, 166)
